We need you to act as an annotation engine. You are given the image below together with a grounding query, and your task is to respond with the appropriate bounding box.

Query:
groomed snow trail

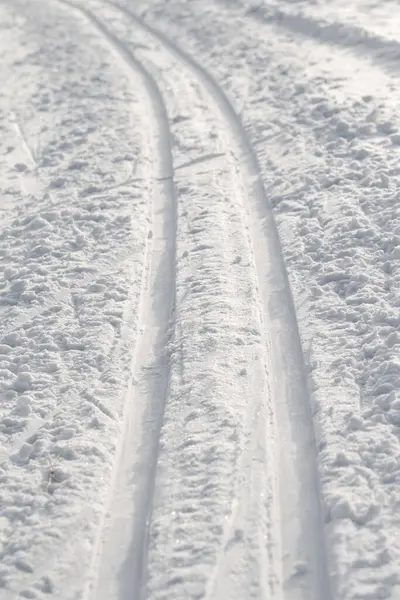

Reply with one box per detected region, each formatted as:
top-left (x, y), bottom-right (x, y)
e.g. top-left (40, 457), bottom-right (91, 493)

top-left (58, 2), bottom-right (330, 599)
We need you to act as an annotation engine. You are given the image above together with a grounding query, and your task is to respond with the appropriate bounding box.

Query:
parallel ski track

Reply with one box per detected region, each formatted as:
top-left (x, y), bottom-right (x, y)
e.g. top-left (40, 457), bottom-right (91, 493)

top-left (55, 0), bottom-right (331, 598)
top-left (56, 2), bottom-right (177, 599)
top-left (140, 40), bottom-right (282, 600)
top-left (107, 3), bottom-right (332, 600)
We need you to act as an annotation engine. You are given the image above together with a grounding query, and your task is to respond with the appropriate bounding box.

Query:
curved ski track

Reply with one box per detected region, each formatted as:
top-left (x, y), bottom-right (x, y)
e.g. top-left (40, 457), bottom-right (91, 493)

top-left (56, 2), bottom-right (177, 599)
top-left (56, 2), bottom-right (331, 600)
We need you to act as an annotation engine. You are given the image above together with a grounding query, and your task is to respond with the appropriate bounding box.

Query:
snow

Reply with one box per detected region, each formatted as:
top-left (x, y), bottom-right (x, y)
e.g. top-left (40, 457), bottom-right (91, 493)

top-left (0, 2), bottom-right (150, 597)
top-left (1, 0), bottom-right (400, 599)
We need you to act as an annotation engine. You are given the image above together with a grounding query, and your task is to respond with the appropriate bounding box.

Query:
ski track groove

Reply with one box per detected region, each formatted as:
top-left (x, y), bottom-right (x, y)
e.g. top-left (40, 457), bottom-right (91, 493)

top-left (106, 4), bottom-right (332, 600)
top-left (56, 2), bottom-right (177, 599)
top-left (143, 50), bottom-right (280, 599)
top-left (54, 1), bottom-right (331, 598)
top-left (106, 0), bottom-right (331, 600)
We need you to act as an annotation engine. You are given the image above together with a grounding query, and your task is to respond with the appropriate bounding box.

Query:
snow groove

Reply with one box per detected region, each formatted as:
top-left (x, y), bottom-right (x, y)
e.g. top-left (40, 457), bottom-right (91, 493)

top-left (105, 3), bottom-right (332, 599)
top-left (56, 2), bottom-right (177, 599)
top-left (137, 37), bottom-right (283, 600)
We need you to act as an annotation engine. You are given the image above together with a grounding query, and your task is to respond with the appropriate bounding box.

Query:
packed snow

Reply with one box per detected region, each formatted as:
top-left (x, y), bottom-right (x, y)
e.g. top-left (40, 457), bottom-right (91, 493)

top-left (0, 0), bottom-right (400, 599)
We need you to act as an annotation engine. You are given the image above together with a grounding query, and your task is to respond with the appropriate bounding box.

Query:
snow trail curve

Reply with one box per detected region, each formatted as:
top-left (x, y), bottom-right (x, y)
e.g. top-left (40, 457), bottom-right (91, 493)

top-left (107, 3), bottom-right (332, 599)
top-left (54, 1), bottom-right (331, 597)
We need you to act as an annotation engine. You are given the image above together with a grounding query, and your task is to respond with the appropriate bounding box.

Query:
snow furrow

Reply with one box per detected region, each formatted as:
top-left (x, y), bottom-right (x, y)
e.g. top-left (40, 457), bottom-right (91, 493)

top-left (54, 2), bottom-right (177, 599)
top-left (134, 39), bottom-right (282, 600)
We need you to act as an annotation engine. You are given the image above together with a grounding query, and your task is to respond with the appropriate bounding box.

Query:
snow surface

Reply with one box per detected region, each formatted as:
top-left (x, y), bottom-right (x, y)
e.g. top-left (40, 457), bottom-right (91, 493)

top-left (1, 0), bottom-right (400, 599)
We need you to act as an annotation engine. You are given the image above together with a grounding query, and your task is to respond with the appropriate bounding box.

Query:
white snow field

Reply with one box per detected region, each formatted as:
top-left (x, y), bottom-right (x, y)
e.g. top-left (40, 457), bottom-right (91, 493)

top-left (0, 0), bottom-right (400, 599)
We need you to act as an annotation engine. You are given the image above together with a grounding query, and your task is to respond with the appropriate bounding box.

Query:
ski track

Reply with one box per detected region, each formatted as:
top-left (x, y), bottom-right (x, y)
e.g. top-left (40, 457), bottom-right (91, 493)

top-left (56, 1), bottom-right (332, 599)
top-left (130, 28), bottom-right (281, 600)
top-left (124, 3), bottom-right (400, 600)
top-left (55, 2), bottom-right (177, 600)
